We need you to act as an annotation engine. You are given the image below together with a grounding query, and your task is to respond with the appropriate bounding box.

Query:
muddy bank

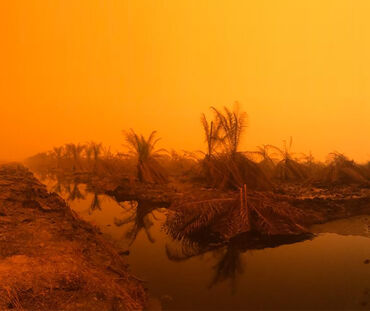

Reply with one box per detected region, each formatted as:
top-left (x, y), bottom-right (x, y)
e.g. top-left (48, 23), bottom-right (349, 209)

top-left (109, 180), bottom-right (370, 241)
top-left (0, 164), bottom-right (147, 311)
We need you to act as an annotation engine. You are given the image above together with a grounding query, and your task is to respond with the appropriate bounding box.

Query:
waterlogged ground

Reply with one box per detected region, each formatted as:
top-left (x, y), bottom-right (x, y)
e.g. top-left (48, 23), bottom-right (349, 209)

top-left (40, 177), bottom-right (370, 310)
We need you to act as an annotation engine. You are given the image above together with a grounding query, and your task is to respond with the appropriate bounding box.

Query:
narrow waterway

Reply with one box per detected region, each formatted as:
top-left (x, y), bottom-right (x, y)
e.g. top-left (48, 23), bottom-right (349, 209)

top-left (40, 177), bottom-right (370, 310)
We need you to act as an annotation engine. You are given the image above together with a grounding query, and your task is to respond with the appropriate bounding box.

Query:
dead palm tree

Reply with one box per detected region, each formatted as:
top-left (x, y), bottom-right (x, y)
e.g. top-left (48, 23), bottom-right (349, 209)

top-left (210, 102), bottom-right (247, 156)
top-left (65, 143), bottom-right (85, 171)
top-left (92, 143), bottom-right (102, 161)
top-left (87, 142), bottom-right (102, 172)
top-left (322, 152), bottom-right (367, 185)
top-left (272, 137), bottom-right (295, 161)
top-left (301, 151), bottom-right (323, 180)
top-left (84, 144), bottom-right (93, 168)
top-left (52, 146), bottom-right (64, 170)
top-left (165, 189), bottom-right (307, 244)
top-left (270, 137), bottom-right (306, 182)
top-left (199, 103), bottom-right (270, 190)
top-left (201, 114), bottom-right (221, 158)
top-left (124, 129), bottom-right (167, 184)
top-left (251, 144), bottom-right (278, 178)
top-left (200, 113), bottom-right (222, 186)
top-left (253, 145), bottom-right (278, 161)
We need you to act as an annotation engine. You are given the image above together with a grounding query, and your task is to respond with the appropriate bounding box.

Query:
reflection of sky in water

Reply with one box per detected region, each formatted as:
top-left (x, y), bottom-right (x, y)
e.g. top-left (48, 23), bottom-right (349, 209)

top-left (40, 177), bottom-right (370, 310)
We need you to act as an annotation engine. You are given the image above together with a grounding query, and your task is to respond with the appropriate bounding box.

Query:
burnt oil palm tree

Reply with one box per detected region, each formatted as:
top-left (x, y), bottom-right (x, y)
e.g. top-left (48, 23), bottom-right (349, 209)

top-left (251, 144), bottom-right (278, 179)
top-left (85, 144), bottom-right (93, 168)
top-left (270, 137), bottom-right (307, 182)
top-left (200, 103), bottom-right (271, 190)
top-left (92, 142), bottom-right (102, 162)
top-left (301, 151), bottom-right (323, 180)
top-left (87, 142), bottom-right (102, 172)
top-left (200, 113), bottom-right (222, 185)
top-left (52, 146), bottom-right (65, 170)
top-left (210, 103), bottom-right (247, 156)
top-left (164, 187), bottom-right (308, 248)
top-left (201, 113), bottom-right (222, 158)
top-left (322, 152), bottom-right (367, 185)
top-left (65, 143), bottom-right (85, 172)
top-left (124, 129), bottom-right (167, 184)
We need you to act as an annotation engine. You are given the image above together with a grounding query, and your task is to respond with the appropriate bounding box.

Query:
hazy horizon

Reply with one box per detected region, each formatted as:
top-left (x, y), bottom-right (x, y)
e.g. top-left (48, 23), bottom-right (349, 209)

top-left (1, 1), bottom-right (370, 163)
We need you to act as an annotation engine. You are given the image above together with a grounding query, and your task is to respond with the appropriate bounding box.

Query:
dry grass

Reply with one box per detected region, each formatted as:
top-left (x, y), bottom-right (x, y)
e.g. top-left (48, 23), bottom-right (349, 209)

top-left (0, 253), bottom-right (142, 311)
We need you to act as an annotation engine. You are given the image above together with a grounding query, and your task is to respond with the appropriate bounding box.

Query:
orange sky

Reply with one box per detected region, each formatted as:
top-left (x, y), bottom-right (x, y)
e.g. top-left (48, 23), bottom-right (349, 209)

top-left (1, 1), bottom-right (369, 162)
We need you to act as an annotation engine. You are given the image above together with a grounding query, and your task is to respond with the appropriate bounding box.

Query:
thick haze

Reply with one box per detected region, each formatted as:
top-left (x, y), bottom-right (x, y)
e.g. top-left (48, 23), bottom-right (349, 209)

top-left (1, 1), bottom-right (369, 162)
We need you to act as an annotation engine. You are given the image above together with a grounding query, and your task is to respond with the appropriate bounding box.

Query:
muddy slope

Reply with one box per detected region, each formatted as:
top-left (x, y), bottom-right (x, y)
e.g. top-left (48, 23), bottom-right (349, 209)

top-left (0, 163), bottom-right (147, 311)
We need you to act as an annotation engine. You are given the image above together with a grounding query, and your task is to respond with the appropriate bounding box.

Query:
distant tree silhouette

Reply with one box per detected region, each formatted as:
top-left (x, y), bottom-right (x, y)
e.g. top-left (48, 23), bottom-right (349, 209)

top-left (124, 129), bottom-right (167, 184)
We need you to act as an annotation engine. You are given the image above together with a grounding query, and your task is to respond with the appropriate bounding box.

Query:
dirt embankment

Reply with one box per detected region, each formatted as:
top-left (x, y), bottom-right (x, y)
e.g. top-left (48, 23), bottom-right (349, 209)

top-left (0, 163), bottom-right (147, 311)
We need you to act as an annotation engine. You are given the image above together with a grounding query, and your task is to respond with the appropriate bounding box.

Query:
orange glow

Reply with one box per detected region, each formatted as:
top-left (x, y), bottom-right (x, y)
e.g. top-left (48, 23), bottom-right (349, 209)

top-left (1, 1), bottom-right (369, 162)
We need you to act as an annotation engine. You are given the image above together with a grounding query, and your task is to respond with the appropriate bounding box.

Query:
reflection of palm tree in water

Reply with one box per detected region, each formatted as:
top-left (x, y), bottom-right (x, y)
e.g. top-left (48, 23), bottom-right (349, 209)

top-left (49, 174), bottom-right (106, 217)
top-left (52, 176), bottom-right (63, 194)
top-left (36, 170), bottom-right (51, 183)
top-left (68, 182), bottom-right (85, 201)
top-left (165, 237), bottom-right (245, 293)
top-left (88, 192), bottom-right (101, 215)
top-left (51, 175), bottom-right (71, 196)
top-left (50, 174), bottom-right (102, 215)
top-left (114, 202), bottom-right (163, 246)
top-left (209, 241), bottom-right (245, 293)
top-left (166, 233), bottom-right (312, 293)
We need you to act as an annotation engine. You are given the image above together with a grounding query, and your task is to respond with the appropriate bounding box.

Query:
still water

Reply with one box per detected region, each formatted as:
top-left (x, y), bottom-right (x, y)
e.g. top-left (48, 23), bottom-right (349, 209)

top-left (40, 178), bottom-right (370, 310)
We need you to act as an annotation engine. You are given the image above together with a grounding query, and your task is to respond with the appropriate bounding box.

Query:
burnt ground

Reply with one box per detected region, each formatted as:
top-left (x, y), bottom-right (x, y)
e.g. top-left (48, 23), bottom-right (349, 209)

top-left (283, 184), bottom-right (370, 225)
top-left (0, 163), bottom-right (147, 311)
top-left (110, 179), bottom-right (370, 227)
